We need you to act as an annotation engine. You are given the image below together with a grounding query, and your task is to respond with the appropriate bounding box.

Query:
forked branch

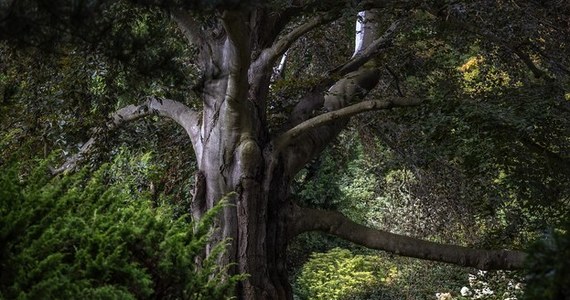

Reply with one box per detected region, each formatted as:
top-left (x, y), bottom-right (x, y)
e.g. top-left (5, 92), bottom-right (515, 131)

top-left (51, 97), bottom-right (200, 175)
top-left (290, 206), bottom-right (527, 270)
top-left (252, 11), bottom-right (340, 75)
top-left (276, 97), bottom-right (421, 151)
top-left (286, 18), bottom-right (405, 128)
top-left (329, 18), bottom-right (405, 77)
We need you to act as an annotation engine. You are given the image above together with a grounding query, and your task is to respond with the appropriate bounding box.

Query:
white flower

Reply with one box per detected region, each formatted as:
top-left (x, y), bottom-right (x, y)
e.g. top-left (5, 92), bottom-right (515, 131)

top-left (481, 287), bottom-right (494, 295)
top-left (461, 286), bottom-right (472, 296)
top-left (436, 292), bottom-right (452, 300)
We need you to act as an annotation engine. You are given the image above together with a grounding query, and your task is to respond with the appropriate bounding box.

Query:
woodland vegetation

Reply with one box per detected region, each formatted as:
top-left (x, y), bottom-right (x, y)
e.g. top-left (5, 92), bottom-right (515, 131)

top-left (1, 0), bottom-right (569, 299)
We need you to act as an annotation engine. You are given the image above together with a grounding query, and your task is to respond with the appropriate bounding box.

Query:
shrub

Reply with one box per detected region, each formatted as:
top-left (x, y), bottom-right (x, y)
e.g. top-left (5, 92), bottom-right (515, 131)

top-left (294, 248), bottom-right (398, 300)
top-left (0, 153), bottom-right (243, 299)
top-left (524, 222), bottom-right (570, 300)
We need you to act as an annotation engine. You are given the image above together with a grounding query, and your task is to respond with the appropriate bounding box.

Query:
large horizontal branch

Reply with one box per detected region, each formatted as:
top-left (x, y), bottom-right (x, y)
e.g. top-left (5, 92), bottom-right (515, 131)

top-left (51, 97), bottom-right (200, 175)
top-left (276, 97), bottom-right (421, 151)
top-left (290, 206), bottom-right (527, 270)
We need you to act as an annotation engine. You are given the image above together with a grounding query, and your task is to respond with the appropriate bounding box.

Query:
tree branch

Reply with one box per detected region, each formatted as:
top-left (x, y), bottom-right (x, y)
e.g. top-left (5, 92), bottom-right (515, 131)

top-left (170, 8), bottom-right (223, 77)
top-left (276, 97), bottom-right (421, 151)
top-left (252, 11), bottom-right (340, 75)
top-left (221, 10), bottom-right (249, 60)
top-left (170, 9), bottom-right (207, 48)
top-left (290, 206), bottom-right (527, 270)
top-left (51, 97), bottom-right (200, 175)
top-left (279, 67), bottom-right (380, 176)
top-left (329, 18), bottom-right (404, 77)
top-left (286, 17), bottom-right (405, 129)
top-left (278, 14), bottom-right (409, 176)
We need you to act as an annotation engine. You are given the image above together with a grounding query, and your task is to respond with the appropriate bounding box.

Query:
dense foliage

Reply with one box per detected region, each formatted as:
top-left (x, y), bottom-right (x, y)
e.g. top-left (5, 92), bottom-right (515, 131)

top-left (294, 247), bottom-right (524, 300)
top-left (0, 151), bottom-right (243, 299)
top-left (294, 248), bottom-right (397, 300)
top-left (524, 221), bottom-right (570, 300)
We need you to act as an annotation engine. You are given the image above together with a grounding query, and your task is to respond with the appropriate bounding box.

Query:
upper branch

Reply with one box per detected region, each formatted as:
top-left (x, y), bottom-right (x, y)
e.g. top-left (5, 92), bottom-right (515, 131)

top-left (286, 18), bottom-right (406, 128)
top-left (221, 10), bottom-right (250, 60)
top-left (276, 97), bottom-right (421, 151)
top-left (290, 206), bottom-right (527, 270)
top-left (251, 11), bottom-right (340, 75)
top-left (280, 16), bottom-right (408, 175)
top-left (330, 19), bottom-right (404, 77)
top-left (170, 9), bottom-right (221, 75)
top-left (51, 97), bottom-right (200, 175)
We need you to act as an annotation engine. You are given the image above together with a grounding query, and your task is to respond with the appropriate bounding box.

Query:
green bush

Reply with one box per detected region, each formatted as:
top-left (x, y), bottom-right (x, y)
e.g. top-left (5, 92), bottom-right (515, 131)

top-left (524, 222), bottom-right (570, 300)
top-left (0, 153), bottom-right (243, 299)
top-left (294, 248), bottom-right (398, 300)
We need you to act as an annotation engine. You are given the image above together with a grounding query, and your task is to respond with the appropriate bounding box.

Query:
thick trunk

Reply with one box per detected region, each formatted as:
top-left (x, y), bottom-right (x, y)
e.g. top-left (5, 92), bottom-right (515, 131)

top-left (197, 139), bottom-right (293, 299)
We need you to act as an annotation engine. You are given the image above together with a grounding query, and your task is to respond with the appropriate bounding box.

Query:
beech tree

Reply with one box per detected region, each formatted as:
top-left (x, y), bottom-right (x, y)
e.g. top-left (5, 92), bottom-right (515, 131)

top-left (2, 0), bottom-right (569, 299)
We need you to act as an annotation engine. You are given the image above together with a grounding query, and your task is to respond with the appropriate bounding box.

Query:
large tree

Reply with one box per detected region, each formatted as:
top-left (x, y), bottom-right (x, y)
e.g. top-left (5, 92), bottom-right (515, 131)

top-left (2, 0), bottom-right (568, 299)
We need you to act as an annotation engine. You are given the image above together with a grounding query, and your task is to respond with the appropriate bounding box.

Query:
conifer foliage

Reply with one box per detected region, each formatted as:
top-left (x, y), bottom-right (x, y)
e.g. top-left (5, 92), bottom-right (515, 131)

top-left (0, 152), bottom-right (242, 299)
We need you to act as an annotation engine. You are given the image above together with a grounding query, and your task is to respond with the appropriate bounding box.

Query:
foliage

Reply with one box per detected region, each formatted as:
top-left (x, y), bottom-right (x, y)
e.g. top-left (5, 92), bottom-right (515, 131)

top-left (0, 1), bottom-right (198, 167)
top-left (352, 12), bottom-right (570, 248)
top-left (0, 152), bottom-right (243, 299)
top-left (524, 221), bottom-right (570, 300)
top-left (294, 248), bottom-right (398, 300)
top-left (294, 148), bottom-right (346, 211)
top-left (293, 134), bottom-right (381, 223)
top-left (294, 247), bottom-right (526, 300)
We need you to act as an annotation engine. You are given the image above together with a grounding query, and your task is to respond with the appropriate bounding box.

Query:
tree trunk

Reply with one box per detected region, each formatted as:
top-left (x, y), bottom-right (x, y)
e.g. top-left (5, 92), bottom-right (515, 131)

top-left (196, 135), bottom-right (294, 299)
